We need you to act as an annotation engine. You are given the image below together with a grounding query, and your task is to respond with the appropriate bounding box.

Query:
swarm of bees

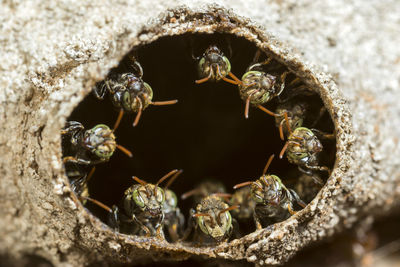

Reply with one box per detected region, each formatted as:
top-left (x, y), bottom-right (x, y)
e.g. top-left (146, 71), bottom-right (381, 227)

top-left (62, 40), bottom-right (335, 245)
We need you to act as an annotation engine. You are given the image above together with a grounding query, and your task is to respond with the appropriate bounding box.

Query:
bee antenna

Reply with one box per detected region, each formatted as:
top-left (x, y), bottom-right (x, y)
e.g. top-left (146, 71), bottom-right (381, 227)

top-left (257, 105), bottom-right (276, 117)
top-left (218, 205), bottom-right (239, 217)
top-left (155, 169), bottom-right (179, 196)
top-left (132, 176), bottom-right (147, 186)
top-left (233, 181), bottom-right (253, 190)
top-left (218, 64), bottom-right (241, 85)
top-left (181, 188), bottom-right (201, 200)
top-left (194, 212), bottom-right (215, 226)
top-left (228, 72), bottom-right (243, 85)
top-left (261, 175), bottom-right (270, 186)
top-left (195, 71), bottom-right (212, 84)
top-left (262, 154), bottom-right (275, 175)
top-left (164, 169), bottom-right (183, 190)
top-left (217, 205), bottom-right (239, 225)
top-left (284, 112), bottom-right (292, 134)
top-left (151, 99), bottom-right (178, 106)
top-left (133, 97), bottom-right (143, 127)
top-left (156, 169), bottom-right (179, 188)
top-left (193, 213), bottom-right (212, 218)
top-left (210, 193), bottom-right (232, 201)
top-left (245, 95), bottom-right (251, 119)
top-left (80, 196), bottom-right (112, 213)
top-left (279, 119), bottom-right (285, 140)
top-left (288, 140), bottom-right (301, 146)
top-left (116, 144), bottom-right (133, 157)
top-left (279, 142), bottom-right (289, 159)
top-left (112, 109), bottom-right (124, 132)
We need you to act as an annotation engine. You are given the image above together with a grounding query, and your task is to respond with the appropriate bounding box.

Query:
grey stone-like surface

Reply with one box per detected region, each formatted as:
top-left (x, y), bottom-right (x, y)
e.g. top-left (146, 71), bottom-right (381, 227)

top-left (0, 0), bottom-right (399, 266)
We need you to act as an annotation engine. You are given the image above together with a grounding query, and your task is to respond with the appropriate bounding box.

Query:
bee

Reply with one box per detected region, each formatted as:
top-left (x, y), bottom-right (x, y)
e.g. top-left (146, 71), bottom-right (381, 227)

top-left (161, 170), bottom-right (185, 242)
top-left (221, 49), bottom-right (292, 119)
top-left (61, 121), bottom-right (132, 179)
top-left (294, 173), bottom-right (323, 203)
top-left (258, 101), bottom-right (308, 140)
top-left (195, 45), bottom-right (241, 85)
top-left (279, 121), bottom-right (332, 184)
top-left (93, 60), bottom-right (178, 127)
top-left (233, 155), bottom-right (305, 229)
top-left (82, 169), bottom-right (182, 240)
top-left (238, 59), bottom-right (289, 118)
top-left (187, 195), bottom-right (238, 244)
top-left (69, 166), bottom-right (95, 204)
top-left (229, 186), bottom-right (255, 222)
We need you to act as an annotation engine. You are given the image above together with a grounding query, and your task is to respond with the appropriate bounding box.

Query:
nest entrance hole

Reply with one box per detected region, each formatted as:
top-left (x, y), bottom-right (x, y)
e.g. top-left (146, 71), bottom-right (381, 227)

top-left (66, 33), bottom-right (335, 237)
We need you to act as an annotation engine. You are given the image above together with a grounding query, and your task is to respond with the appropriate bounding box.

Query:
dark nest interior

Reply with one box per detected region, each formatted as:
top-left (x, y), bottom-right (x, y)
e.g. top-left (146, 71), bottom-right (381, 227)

top-left (64, 33), bottom-right (336, 240)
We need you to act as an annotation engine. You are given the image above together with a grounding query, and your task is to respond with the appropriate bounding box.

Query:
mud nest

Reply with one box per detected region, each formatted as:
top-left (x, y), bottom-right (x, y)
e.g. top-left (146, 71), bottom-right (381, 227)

top-left (63, 32), bottom-right (336, 243)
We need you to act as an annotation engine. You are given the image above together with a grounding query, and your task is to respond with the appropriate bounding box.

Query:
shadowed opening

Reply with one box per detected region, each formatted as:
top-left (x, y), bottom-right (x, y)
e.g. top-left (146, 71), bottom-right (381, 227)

top-left (65, 33), bottom-right (335, 238)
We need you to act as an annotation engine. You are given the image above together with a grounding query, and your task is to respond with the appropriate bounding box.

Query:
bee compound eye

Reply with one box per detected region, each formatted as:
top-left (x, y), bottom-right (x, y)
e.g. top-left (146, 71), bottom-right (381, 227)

top-left (132, 189), bottom-right (145, 208)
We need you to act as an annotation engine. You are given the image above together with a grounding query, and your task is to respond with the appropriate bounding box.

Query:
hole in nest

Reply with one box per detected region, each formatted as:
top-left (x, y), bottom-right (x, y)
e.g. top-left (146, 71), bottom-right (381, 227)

top-left (63, 33), bottom-right (336, 243)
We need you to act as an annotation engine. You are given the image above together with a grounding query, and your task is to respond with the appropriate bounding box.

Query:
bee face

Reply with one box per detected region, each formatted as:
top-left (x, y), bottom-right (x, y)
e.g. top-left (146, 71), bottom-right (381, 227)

top-left (196, 196), bottom-right (233, 241)
top-left (117, 73), bottom-right (153, 113)
top-left (287, 127), bottom-right (322, 165)
top-left (198, 45), bottom-right (231, 81)
top-left (84, 124), bottom-right (116, 159)
top-left (129, 184), bottom-right (165, 216)
top-left (251, 175), bottom-right (283, 206)
top-left (239, 71), bottom-right (277, 105)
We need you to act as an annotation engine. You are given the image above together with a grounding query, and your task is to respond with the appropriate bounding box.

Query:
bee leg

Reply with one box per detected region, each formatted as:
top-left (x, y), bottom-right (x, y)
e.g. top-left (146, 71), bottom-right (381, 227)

top-left (289, 189), bottom-right (307, 208)
top-left (287, 203), bottom-right (297, 215)
top-left (63, 156), bottom-right (93, 165)
top-left (304, 164), bottom-right (331, 175)
top-left (61, 121), bottom-right (84, 135)
top-left (298, 166), bottom-right (325, 185)
top-left (311, 128), bottom-right (336, 140)
top-left (248, 56), bottom-right (272, 72)
top-left (155, 213), bottom-right (165, 240)
top-left (276, 71), bottom-right (289, 97)
top-left (179, 209), bottom-right (196, 242)
top-left (253, 213), bottom-right (263, 230)
top-left (130, 60), bottom-right (143, 78)
top-left (156, 226), bottom-right (165, 240)
top-left (92, 81), bottom-right (109, 100)
top-left (132, 215), bottom-right (151, 237)
top-left (107, 205), bottom-right (121, 232)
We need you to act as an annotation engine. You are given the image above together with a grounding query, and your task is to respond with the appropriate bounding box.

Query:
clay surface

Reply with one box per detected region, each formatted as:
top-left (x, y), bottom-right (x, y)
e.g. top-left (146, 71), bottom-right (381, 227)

top-left (0, 1), bottom-right (399, 266)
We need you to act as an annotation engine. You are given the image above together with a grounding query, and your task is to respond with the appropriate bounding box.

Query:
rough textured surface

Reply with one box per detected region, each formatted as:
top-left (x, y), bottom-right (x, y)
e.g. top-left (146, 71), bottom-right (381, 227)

top-left (0, 0), bottom-right (399, 266)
